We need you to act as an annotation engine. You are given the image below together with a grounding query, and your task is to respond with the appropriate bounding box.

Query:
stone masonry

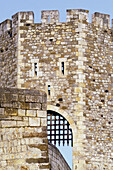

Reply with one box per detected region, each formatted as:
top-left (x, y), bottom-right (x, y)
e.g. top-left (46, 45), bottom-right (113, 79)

top-left (0, 88), bottom-right (49, 170)
top-left (0, 9), bottom-right (113, 170)
top-left (48, 142), bottom-right (71, 170)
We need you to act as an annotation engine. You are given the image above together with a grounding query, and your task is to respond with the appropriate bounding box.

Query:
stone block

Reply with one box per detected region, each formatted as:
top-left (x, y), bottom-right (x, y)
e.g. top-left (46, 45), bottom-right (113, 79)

top-left (4, 108), bottom-right (18, 116)
top-left (21, 102), bottom-right (30, 110)
top-left (41, 103), bottom-right (47, 110)
top-left (26, 95), bottom-right (42, 103)
top-left (26, 110), bottom-right (36, 117)
top-left (29, 117), bottom-right (40, 126)
top-left (18, 109), bottom-right (25, 116)
top-left (37, 111), bottom-right (46, 117)
top-left (0, 108), bottom-right (4, 115)
top-left (16, 121), bottom-right (28, 127)
top-left (30, 103), bottom-right (41, 110)
top-left (41, 118), bottom-right (47, 126)
top-left (0, 121), bottom-right (16, 127)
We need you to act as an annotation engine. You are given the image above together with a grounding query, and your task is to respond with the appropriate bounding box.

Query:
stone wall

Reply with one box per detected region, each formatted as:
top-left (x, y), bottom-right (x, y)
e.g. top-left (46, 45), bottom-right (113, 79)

top-left (84, 18), bottom-right (113, 169)
top-left (13, 10), bottom-right (88, 169)
top-left (48, 142), bottom-right (71, 170)
top-left (0, 88), bottom-right (49, 170)
top-left (0, 19), bottom-right (17, 88)
top-left (0, 9), bottom-right (113, 170)
top-left (0, 11), bottom-right (34, 88)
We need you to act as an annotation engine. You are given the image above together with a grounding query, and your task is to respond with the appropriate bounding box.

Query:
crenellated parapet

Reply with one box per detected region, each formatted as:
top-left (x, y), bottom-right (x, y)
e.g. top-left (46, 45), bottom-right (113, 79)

top-left (41, 10), bottom-right (59, 24)
top-left (66, 9), bottom-right (89, 23)
top-left (12, 11), bottom-right (34, 27)
top-left (12, 11), bottom-right (34, 35)
top-left (0, 19), bottom-right (11, 35)
top-left (0, 11), bottom-right (34, 35)
top-left (1, 9), bottom-right (113, 35)
top-left (92, 12), bottom-right (110, 29)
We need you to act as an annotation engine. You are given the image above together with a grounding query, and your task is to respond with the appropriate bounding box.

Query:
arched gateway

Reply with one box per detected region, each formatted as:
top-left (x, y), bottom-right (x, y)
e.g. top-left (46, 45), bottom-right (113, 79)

top-left (47, 105), bottom-right (77, 169)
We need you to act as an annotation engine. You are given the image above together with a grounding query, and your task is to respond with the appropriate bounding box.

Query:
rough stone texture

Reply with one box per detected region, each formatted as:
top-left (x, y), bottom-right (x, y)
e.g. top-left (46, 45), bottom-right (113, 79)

top-left (0, 9), bottom-right (113, 170)
top-left (0, 88), bottom-right (49, 170)
top-left (48, 142), bottom-right (71, 170)
top-left (0, 19), bottom-right (17, 88)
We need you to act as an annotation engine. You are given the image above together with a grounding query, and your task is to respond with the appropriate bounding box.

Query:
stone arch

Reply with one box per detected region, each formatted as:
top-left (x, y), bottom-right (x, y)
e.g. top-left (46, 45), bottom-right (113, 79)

top-left (47, 105), bottom-right (77, 169)
top-left (47, 105), bottom-right (77, 136)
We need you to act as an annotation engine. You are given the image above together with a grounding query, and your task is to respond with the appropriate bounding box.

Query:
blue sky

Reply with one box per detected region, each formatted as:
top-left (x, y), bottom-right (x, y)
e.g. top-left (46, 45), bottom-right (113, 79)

top-left (0, 0), bottom-right (113, 25)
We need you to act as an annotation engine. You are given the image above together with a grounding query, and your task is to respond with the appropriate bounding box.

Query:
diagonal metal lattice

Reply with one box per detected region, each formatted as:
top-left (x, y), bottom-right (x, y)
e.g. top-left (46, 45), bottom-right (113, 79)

top-left (47, 110), bottom-right (73, 146)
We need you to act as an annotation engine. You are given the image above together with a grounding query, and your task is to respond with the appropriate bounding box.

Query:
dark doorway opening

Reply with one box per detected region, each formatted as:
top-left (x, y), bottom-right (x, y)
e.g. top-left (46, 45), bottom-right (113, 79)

top-left (47, 110), bottom-right (73, 146)
top-left (47, 110), bottom-right (73, 169)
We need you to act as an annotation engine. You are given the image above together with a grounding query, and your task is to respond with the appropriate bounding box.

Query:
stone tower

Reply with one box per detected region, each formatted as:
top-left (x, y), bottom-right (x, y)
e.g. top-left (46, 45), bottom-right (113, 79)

top-left (0, 9), bottom-right (113, 170)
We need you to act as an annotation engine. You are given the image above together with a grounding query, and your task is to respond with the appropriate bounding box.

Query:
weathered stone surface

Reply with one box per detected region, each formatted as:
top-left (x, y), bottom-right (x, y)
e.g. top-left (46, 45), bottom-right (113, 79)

top-left (0, 88), bottom-right (49, 169)
top-left (26, 158), bottom-right (49, 164)
top-left (0, 8), bottom-right (113, 170)
top-left (26, 110), bottom-right (36, 117)
top-left (18, 109), bottom-right (25, 116)
top-left (29, 117), bottom-right (40, 126)
top-left (28, 144), bottom-right (48, 151)
top-left (48, 142), bottom-right (71, 170)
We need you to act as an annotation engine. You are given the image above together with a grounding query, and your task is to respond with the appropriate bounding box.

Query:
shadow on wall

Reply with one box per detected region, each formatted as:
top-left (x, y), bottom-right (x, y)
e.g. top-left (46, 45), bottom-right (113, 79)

top-left (48, 142), bottom-right (71, 170)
